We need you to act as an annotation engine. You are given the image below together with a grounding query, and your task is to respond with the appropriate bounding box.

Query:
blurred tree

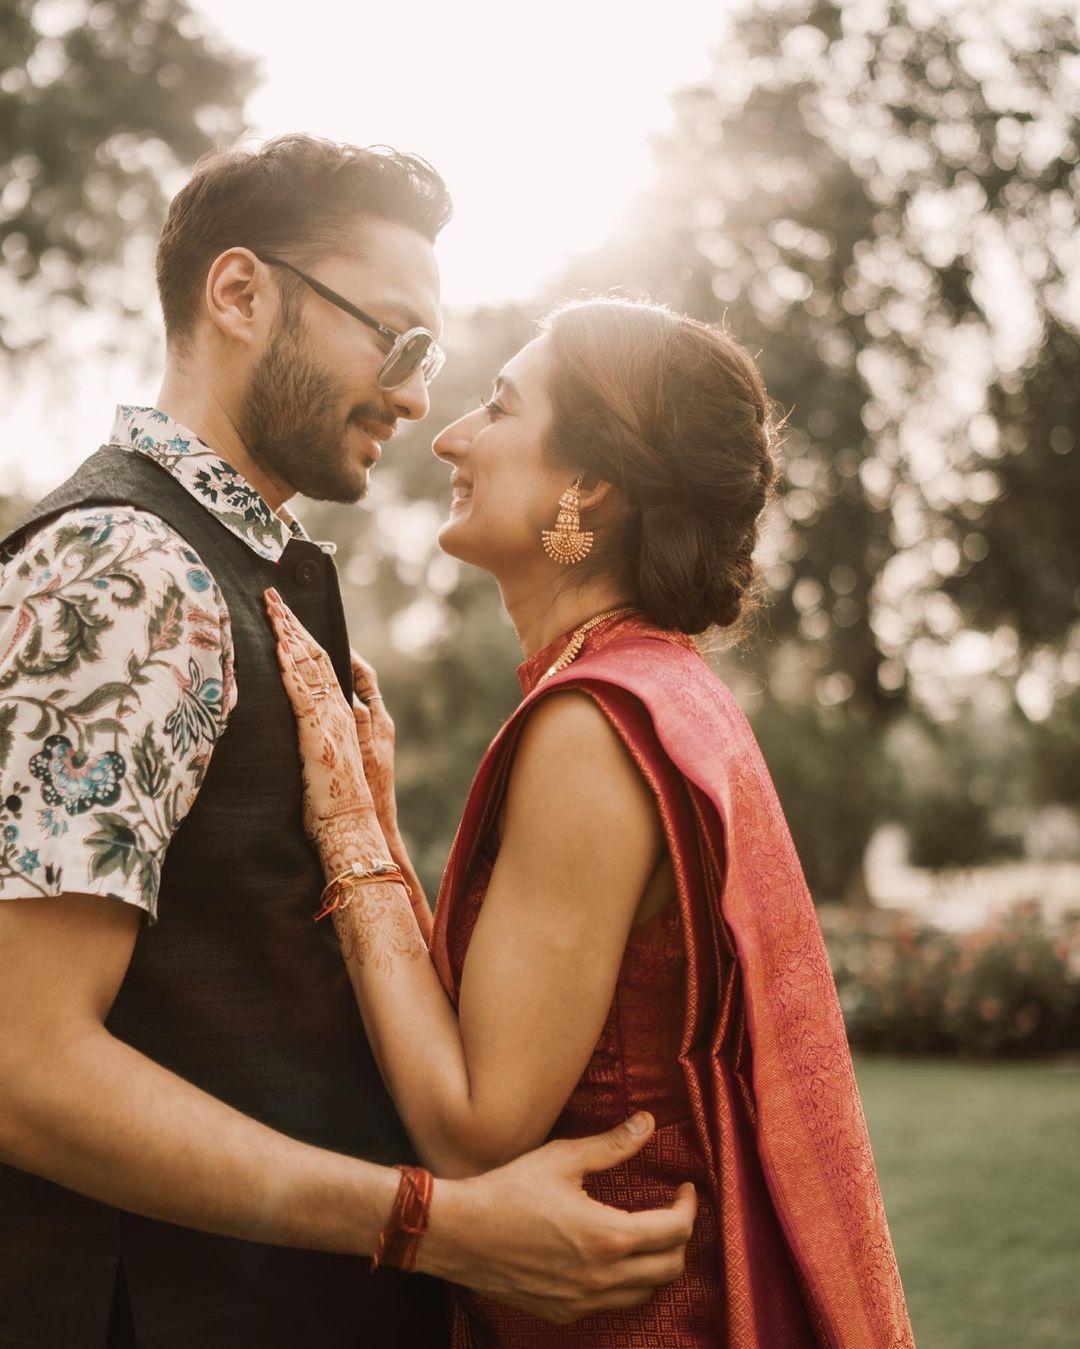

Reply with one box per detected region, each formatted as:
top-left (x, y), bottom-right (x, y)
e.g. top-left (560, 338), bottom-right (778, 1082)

top-left (543, 0), bottom-right (1080, 898)
top-left (944, 317), bottom-right (1079, 649)
top-left (0, 0), bottom-right (257, 356)
top-left (1029, 684), bottom-right (1080, 808)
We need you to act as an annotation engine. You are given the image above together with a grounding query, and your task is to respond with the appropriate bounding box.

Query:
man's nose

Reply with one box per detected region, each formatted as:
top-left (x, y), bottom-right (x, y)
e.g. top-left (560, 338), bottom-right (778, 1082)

top-left (391, 367), bottom-right (431, 422)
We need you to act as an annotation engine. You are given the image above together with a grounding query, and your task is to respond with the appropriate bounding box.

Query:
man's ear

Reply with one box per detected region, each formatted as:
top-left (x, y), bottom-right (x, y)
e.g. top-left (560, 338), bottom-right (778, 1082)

top-left (204, 248), bottom-right (269, 347)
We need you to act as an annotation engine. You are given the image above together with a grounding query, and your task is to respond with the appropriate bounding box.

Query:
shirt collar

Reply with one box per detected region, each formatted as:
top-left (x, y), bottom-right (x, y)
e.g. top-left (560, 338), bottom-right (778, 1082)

top-left (109, 405), bottom-right (308, 563)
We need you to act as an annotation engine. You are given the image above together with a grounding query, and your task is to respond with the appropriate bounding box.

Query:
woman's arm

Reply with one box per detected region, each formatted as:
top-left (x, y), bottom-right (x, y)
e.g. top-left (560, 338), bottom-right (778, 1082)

top-left (266, 592), bottom-right (665, 1179)
top-left (344, 689), bottom-right (665, 1179)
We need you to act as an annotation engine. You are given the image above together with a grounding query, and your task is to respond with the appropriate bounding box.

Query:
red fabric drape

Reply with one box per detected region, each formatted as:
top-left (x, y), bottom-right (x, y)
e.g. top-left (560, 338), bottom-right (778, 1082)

top-left (432, 619), bottom-right (914, 1348)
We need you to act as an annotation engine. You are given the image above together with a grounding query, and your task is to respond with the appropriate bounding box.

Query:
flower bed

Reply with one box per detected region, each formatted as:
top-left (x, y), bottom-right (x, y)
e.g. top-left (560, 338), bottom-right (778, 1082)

top-left (820, 900), bottom-right (1080, 1056)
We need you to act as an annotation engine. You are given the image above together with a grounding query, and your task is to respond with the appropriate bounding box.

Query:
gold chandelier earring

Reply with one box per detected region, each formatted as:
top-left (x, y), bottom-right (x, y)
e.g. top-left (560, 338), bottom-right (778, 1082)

top-left (541, 475), bottom-right (594, 565)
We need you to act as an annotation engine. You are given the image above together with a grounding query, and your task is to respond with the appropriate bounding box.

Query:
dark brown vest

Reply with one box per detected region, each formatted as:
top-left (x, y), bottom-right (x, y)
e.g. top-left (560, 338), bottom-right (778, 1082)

top-left (0, 447), bottom-right (447, 1347)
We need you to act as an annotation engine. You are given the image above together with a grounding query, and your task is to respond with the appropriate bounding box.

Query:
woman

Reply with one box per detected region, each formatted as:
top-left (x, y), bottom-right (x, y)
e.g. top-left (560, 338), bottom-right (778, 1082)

top-left (264, 299), bottom-right (914, 1347)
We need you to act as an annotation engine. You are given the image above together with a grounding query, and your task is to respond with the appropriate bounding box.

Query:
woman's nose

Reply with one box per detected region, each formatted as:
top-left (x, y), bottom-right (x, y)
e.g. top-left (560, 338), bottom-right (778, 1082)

top-left (432, 408), bottom-right (476, 463)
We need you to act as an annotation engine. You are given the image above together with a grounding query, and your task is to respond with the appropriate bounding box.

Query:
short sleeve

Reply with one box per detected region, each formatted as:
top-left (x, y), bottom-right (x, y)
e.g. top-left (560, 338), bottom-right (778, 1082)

top-left (0, 506), bottom-right (236, 922)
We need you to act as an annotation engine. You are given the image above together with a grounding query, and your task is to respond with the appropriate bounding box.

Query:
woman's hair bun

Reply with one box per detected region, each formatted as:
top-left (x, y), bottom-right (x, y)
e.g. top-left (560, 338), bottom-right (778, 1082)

top-left (541, 298), bottom-right (779, 637)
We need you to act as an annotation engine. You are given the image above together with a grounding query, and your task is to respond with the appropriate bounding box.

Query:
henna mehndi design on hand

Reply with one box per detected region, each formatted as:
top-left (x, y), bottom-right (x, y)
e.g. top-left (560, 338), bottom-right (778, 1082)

top-left (331, 881), bottom-right (426, 974)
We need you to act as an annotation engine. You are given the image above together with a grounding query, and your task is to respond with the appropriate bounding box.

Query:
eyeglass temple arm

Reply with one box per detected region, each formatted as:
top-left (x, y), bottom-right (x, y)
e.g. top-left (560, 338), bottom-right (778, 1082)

top-left (254, 254), bottom-right (394, 341)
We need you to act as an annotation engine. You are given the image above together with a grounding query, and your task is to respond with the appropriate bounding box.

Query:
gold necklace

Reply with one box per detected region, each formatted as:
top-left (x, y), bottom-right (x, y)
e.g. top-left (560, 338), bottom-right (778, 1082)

top-left (538, 606), bottom-right (637, 683)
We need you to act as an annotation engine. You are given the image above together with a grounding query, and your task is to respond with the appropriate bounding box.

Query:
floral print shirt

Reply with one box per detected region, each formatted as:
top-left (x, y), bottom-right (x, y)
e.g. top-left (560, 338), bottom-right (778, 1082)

top-left (0, 406), bottom-right (307, 922)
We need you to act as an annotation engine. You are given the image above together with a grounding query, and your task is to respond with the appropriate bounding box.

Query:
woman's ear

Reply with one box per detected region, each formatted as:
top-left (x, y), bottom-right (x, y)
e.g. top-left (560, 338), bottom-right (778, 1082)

top-left (577, 476), bottom-right (619, 517)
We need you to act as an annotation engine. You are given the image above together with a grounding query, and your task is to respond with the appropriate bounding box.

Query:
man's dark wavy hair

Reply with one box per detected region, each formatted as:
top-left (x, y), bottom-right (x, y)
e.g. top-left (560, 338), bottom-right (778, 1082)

top-left (156, 133), bottom-right (452, 348)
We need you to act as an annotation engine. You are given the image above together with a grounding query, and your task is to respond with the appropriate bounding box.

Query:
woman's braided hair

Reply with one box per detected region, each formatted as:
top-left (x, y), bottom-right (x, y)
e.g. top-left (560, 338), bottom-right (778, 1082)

top-left (540, 298), bottom-right (780, 637)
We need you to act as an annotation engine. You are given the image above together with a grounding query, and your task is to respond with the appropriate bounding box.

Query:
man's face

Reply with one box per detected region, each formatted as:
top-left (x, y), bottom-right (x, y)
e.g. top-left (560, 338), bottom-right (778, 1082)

top-left (238, 217), bottom-right (442, 503)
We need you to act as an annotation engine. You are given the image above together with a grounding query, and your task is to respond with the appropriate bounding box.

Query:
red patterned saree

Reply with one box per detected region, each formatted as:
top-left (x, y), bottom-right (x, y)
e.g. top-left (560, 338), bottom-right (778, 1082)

top-left (431, 615), bottom-right (913, 1348)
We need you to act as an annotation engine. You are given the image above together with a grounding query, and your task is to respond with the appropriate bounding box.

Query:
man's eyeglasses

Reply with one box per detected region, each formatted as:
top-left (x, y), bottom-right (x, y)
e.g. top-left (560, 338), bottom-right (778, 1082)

top-left (256, 254), bottom-right (445, 392)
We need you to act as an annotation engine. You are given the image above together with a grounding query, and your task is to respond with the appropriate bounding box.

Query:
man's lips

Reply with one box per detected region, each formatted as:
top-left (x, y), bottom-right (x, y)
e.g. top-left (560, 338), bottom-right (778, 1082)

top-left (351, 418), bottom-right (392, 464)
top-left (357, 417), bottom-right (395, 441)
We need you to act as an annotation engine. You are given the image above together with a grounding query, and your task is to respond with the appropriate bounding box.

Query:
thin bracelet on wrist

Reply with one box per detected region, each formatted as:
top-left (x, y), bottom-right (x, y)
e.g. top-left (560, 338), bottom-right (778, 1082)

top-left (315, 860), bottom-right (412, 922)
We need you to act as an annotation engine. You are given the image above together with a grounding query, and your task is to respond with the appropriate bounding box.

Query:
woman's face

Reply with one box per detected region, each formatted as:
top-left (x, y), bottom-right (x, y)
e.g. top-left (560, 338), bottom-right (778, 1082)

top-left (433, 335), bottom-right (573, 575)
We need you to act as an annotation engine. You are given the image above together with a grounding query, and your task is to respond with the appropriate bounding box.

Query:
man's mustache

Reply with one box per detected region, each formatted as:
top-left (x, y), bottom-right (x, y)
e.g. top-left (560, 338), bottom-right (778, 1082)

top-left (350, 405), bottom-right (397, 439)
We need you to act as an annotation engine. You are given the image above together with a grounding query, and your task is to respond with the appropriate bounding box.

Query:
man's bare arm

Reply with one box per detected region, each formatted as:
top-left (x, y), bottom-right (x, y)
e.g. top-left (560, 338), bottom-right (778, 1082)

top-left (0, 892), bottom-right (401, 1253)
top-left (0, 893), bottom-right (696, 1322)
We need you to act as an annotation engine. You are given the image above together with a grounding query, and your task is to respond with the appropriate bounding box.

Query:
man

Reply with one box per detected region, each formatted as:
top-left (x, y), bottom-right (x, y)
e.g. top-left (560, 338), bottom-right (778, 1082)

top-left (0, 135), bottom-right (695, 1347)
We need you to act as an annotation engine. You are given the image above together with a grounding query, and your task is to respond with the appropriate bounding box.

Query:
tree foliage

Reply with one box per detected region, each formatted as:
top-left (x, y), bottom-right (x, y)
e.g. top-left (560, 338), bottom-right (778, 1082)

top-left (535, 0), bottom-right (1079, 895)
top-left (354, 0), bottom-right (1080, 899)
top-left (554, 0), bottom-right (1078, 702)
top-left (0, 0), bottom-right (257, 354)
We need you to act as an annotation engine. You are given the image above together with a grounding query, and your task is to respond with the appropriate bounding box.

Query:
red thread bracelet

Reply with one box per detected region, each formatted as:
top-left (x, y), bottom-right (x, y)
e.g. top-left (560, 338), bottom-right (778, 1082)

top-left (370, 1165), bottom-right (434, 1274)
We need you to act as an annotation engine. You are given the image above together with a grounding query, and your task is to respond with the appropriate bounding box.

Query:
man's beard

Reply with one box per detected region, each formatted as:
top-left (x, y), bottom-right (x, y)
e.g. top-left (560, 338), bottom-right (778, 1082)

top-left (237, 316), bottom-right (380, 505)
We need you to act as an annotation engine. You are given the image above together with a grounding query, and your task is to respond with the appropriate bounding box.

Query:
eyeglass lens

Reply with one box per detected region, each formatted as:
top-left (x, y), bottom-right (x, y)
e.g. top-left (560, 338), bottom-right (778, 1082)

top-left (378, 332), bottom-right (443, 390)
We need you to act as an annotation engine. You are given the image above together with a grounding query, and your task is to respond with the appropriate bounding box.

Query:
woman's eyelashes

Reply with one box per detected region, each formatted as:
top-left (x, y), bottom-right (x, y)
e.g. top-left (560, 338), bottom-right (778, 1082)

top-left (478, 395), bottom-right (505, 420)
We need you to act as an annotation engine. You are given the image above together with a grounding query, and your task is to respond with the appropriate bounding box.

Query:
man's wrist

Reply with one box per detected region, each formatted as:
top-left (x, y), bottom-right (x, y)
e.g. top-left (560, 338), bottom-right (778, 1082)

top-left (316, 1156), bottom-right (400, 1258)
top-left (412, 1175), bottom-right (476, 1283)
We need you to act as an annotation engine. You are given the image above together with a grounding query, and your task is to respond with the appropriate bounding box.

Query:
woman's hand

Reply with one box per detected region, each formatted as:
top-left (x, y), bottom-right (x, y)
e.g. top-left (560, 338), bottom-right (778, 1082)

top-left (351, 652), bottom-right (433, 943)
top-left (350, 650), bottom-right (399, 840)
top-left (264, 587), bottom-right (384, 875)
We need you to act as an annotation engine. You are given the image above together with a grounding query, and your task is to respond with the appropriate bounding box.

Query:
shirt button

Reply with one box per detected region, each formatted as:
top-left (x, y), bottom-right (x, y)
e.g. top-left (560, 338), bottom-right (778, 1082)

top-left (294, 557), bottom-right (320, 586)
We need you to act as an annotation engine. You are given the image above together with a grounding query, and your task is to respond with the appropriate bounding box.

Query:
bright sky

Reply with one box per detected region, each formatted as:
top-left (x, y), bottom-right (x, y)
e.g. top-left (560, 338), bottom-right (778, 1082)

top-left (0, 0), bottom-right (731, 492)
top-left (209, 0), bottom-right (729, 306)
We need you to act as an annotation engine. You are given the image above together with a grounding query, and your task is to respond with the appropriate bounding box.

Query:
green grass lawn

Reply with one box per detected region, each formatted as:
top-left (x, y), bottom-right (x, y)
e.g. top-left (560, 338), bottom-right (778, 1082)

top-left (855, 1056), bottom-right (1080, 1349)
